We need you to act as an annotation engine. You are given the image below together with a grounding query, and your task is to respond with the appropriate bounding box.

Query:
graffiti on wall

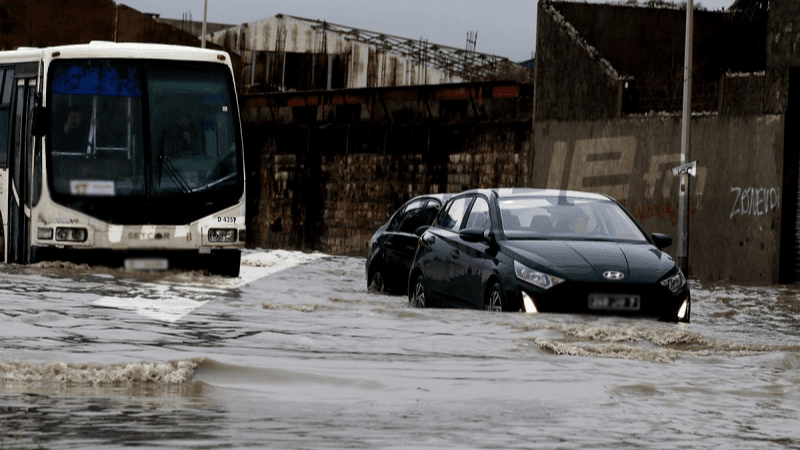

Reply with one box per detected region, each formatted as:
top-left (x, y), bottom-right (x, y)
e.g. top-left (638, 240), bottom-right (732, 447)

top-left (548, 136), bottom-right (707, 223)
top-left (729, 187), bottom-right (780, 219)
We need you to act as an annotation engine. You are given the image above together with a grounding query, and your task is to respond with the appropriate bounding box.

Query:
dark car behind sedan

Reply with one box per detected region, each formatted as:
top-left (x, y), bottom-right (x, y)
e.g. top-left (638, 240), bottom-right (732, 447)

top-left (366, 193), bottom-right (453, 294)
top-left (408, 188), bottom-right (691, 322)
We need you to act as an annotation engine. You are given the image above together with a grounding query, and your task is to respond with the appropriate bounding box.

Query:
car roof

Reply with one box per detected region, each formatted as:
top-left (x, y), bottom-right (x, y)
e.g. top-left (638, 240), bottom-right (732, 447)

top-left (453, 188), bottom-right (613, 202)
top-left (409, 193), bottom-right (454, 203)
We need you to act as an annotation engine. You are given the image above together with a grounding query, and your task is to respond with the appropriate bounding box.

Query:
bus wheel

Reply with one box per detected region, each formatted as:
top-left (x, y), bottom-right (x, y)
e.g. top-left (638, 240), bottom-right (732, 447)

top-left (209, 250), bottom-right (241, 277)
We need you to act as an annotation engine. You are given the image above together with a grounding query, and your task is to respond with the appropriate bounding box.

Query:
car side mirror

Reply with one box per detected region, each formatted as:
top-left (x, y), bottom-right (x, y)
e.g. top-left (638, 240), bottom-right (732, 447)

top-left (651, 233), bottom-right (673, 249)
top-left (459, 227), bottom-right (484, 242)
top-left (415, 225), bottom-right (430, 237)
top-left (459, 227), bottom-right (497, 245)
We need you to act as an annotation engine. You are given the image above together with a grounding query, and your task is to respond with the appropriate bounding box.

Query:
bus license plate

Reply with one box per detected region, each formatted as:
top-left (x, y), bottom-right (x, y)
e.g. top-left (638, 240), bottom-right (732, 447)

top-left (588, 294), bottom-right (640, 311)
top-left (124, 258), bottom-right (169, 271)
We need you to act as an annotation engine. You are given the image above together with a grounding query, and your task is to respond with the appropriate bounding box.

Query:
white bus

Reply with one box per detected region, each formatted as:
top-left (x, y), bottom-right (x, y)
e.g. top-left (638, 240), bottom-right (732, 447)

top-left (0, 42), bottom-right (246, 276)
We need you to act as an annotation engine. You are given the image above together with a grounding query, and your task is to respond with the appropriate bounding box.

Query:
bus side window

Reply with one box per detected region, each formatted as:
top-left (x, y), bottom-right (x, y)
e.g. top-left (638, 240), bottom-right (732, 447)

top-left (0, 68), bottom-right (14, 167)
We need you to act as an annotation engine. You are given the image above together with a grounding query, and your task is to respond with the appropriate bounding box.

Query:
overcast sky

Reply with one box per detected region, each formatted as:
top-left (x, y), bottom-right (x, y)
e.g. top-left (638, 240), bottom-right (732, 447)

top-left (118, 0), bottom-right (736, 62)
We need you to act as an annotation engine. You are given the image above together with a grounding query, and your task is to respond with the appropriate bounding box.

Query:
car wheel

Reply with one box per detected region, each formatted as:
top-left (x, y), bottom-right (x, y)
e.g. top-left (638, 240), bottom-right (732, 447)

top-left (369, 269), bottom-right (386, 293)
top-left (485, 282), bottom-right (504, 312)
top-left (409, 275), bottom-right (426, 308)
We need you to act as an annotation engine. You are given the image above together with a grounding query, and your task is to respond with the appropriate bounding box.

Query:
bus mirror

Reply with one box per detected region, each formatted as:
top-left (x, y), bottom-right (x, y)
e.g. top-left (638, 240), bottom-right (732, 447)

top-left (31, 105), bottom-right (50, 137)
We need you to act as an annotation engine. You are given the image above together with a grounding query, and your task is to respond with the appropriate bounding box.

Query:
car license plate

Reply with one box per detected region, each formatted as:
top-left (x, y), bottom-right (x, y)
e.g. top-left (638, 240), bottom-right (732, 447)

top-left (124, 258), bottom-right (169, 271)
top-left (587, 294), bottom-right (640, 311)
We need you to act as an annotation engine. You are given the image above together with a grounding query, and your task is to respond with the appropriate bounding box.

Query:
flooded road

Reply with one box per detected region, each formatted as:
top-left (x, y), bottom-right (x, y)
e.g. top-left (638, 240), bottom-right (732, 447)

top-left (1, 249), bottom-right (799, 449)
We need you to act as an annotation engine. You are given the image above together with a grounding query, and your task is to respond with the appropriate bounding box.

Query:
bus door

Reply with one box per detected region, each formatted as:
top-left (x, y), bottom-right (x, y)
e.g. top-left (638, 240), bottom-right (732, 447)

top-left (6, 64), bottom-right (38, 264)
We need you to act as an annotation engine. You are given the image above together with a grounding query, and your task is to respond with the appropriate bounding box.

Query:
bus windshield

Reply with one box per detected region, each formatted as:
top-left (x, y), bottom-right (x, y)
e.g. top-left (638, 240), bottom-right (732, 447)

top-left (48, 58), bottom-right (241, 199)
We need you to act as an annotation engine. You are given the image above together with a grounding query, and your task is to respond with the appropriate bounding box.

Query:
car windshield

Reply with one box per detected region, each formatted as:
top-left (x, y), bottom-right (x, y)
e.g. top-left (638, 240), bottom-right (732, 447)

top-left (499, 196), bottom-right (647, 242)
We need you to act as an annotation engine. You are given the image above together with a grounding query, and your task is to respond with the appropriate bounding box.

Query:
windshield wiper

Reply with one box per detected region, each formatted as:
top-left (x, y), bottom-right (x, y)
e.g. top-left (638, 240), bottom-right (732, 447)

top-left (157, 130), bottom-right (192, 194)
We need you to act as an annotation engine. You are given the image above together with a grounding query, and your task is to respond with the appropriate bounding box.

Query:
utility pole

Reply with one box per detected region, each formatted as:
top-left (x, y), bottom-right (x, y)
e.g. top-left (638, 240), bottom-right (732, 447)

top-left (675, 0), bottom-right (696, 276)
top-left (201, 0), bottom-right (208, 48)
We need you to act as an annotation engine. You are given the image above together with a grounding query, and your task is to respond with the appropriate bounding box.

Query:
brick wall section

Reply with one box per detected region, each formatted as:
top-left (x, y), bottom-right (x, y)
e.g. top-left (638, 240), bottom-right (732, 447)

top-left (240, 82), bottom-right (533, 255)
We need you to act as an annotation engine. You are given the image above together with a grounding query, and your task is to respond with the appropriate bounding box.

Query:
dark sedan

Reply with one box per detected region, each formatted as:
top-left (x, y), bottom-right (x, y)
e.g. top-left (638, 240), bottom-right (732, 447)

top-left (408, 188), bottom-right (691, 322)
top-left (366, 193), bottom-right (454, 294)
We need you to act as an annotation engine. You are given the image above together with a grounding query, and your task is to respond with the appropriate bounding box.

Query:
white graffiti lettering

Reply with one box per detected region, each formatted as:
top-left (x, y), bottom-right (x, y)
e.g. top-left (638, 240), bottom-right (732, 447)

top-left (730, 187), bottom-right (780, 219)
top-left (549, 139), bottom-right (706, 204)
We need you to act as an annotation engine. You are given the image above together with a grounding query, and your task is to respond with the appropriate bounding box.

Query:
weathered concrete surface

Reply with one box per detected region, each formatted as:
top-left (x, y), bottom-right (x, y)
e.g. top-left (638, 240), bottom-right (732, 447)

top-left (532, 115), bottom-right (784, 282)
top-left (720, 72), bottom-right (767, 116)
top-left (536, 1), bottom-right (766, 117)
top-left (241, 82), bottom-right (533, 255)
top-left (208, 15), bottom-right (465, 93)
top-left (0, 0), bottom-right (205, 50)
top-left (766, 0), bottom-right (800, 114)
top-left (534, 2), bottom-right (624, 122)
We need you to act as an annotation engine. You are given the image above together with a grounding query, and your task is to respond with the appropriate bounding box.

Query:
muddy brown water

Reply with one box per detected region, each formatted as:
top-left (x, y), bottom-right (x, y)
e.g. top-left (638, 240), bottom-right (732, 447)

top-left (1, 249), bottom-right (799, 449)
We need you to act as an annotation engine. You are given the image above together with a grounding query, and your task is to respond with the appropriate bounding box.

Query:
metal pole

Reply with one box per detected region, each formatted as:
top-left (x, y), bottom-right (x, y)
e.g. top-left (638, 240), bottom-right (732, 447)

top-left (677, 0), bottom-right (693, 275)
top-left (201, 0), bottom-right (208, 48)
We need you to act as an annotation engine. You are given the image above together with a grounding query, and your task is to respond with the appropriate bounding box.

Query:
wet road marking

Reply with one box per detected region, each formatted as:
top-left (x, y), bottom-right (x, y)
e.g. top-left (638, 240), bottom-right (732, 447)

top-left (94, 296), bottom-right (208, 323)
top-left (93, 251), bottom-right (326, 323)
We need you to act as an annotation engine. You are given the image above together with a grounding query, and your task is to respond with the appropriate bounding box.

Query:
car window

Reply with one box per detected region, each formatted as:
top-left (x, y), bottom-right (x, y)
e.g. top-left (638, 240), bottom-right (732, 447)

top-left (499, 196), bottom-right (646, 241)
top-left (398, 204), bottom-right (441, 234)
top-left (440, 197), bottom-right (470, 231)
top-left (464, 197), bottom-right (491, 230)
top-left (387, 199), bottom-right (426, 232)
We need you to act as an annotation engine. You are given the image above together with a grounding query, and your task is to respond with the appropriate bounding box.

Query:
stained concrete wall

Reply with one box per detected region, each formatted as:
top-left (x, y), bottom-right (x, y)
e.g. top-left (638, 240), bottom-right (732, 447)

top-left (240, 82), bottom-right (533, 255)
top-left (534, 1), bottom-right (624, 121)
top-left (537, 0), bottom-right (767, 117)
top-left (0, 1), bottom-right (204, 50)
top-left (532, 115), bottom-right (784, 282)
top-left (766, 0), bottom-right (800, 114)
top-left (208, 15), bottom-right (463, 94)
top-left (720, 72), bottom-right (766, 116)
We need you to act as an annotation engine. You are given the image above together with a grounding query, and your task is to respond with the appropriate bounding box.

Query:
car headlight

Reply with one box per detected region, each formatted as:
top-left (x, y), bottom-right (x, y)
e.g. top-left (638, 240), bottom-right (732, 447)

top-left (660, 269), bottom-right (686, 293)
top-left (514, 260), bottom-right (565, 290)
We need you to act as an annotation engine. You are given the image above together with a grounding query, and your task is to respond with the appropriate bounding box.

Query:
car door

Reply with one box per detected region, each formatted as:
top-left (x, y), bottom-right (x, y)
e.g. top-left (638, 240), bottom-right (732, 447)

top-left (449, 196), bottom-right (493, 308)
top-left (381, 198), bottom-right (427, 287)
top-left (383, 198), bottom-right (442, 287)
top-left (422, 196), bottom-right (471, 303)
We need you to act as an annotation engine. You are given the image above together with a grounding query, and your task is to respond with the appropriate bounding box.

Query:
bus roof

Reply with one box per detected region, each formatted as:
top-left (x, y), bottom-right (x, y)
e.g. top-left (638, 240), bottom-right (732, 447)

top-left (0, 42), bottom-right (232, 66)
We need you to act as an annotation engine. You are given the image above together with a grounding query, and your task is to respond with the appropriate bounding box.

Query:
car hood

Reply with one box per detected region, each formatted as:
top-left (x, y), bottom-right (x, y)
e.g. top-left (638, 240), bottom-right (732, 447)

top-left (502, 239), bottom-right (676, 283)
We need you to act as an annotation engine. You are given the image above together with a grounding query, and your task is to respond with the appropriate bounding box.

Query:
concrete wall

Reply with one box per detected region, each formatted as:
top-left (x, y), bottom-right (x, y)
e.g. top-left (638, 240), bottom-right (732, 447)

top-left (240, 82), bottom-right (533, 255)
top-left (0, 0), bottom-right (205, 50)
top-left (208, 15), bottom-right (463, 94)
top-left (766, 0), bottom-right (800, 114)
top-left (551, 0), bottom-right (765, 114)
top-left (534, 2), bottom-right (624, 121)
top-left (532, 115), bottom-right (785, 282)
top-left (720, 72), bottom-right (766, 116)
top-left (537, 0), bottom-right (767, 117)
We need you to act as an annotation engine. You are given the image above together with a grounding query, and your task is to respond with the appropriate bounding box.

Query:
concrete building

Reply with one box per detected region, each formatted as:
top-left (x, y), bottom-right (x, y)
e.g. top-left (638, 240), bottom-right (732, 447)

top-left (531, 0), bottom-right (795, 283)
top-left (206, 14), bottom-right (523, 94)
top-left (0, 0), bottom-right (207, 50)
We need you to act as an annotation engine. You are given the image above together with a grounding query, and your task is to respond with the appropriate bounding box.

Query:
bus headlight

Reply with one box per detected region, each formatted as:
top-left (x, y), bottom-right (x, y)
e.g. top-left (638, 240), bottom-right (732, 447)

top-left (208, 228), bottom-right (237, 243)
top-left (56, 227), bottom-right (87, 242)
top-left (38, 228), bottom-right (54, 240)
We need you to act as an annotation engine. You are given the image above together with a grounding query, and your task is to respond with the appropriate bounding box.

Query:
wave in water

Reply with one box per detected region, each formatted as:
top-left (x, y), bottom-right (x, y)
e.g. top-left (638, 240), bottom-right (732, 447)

top-left (0, 358), bottom-right (202, 385)
top-left (512, 322), bottom-right (798, 362)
